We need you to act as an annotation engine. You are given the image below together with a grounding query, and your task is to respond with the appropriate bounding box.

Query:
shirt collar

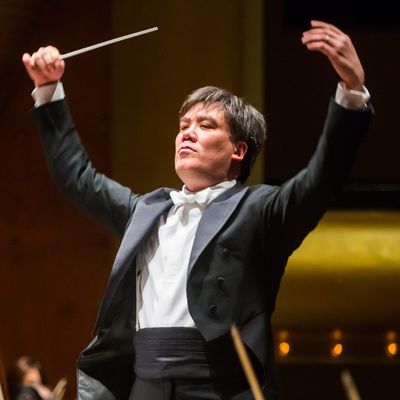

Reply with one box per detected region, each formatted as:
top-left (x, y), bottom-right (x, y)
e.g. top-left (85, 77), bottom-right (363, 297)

top-left (170, 179), bottom-right (237, 208)
top-left (182, 179), bottom-right (237, 204)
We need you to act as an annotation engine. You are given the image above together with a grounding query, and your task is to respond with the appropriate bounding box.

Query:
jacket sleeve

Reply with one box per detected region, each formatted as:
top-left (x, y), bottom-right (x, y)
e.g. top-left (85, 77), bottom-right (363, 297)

top-left (264, 99), bottom-right (373, 256)
top-left (32, 99), bottom-right (139, 237)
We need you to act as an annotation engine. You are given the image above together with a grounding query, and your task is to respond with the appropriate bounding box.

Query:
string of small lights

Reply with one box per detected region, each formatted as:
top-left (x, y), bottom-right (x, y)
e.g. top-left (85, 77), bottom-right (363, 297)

top-left (275, 329), bottom-right (399, 362)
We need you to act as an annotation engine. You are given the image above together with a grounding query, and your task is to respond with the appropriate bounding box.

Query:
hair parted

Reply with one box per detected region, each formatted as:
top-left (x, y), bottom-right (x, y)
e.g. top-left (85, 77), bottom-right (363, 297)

top-left (179, 86), bottom-right (267, 182)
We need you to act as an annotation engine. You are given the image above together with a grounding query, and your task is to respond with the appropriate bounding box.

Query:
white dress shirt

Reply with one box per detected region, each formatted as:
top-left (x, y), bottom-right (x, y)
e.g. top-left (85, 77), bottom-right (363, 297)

top-left (136, 180), bottom-right (237, 329)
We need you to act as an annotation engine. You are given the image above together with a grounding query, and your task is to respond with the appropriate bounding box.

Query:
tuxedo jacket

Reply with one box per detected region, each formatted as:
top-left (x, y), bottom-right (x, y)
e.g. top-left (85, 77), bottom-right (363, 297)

top-left (32, 98), bottom-right (372, 399)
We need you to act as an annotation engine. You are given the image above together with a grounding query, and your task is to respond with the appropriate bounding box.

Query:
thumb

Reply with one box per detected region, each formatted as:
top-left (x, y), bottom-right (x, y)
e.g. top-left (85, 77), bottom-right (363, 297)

top-left (22, 53), bottom-right (33, 73)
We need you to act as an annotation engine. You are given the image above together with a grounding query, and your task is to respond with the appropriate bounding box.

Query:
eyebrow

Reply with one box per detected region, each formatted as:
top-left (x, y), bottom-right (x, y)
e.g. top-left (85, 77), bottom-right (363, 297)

top-left (179, 114), bottom-right (219, 125)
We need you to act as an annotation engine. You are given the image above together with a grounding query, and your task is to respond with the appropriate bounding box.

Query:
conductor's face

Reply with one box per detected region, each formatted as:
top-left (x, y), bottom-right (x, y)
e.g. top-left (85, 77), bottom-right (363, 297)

top-left (175, 102), bottom-right (246, 192)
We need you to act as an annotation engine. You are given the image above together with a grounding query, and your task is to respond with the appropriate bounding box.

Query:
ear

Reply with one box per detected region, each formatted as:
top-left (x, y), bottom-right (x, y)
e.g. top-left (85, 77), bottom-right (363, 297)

top-left (232, 141), bottom-right (248, 161)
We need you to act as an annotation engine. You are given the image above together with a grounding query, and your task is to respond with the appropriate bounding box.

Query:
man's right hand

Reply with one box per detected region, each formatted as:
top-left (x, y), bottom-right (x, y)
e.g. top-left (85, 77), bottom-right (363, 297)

top-left (22, 46), bottom-right (65, 88)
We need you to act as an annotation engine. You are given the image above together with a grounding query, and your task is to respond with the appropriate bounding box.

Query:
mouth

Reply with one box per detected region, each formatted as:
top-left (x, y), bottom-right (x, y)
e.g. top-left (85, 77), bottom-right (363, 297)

top-left (178, 145), bottom-right (195, 153)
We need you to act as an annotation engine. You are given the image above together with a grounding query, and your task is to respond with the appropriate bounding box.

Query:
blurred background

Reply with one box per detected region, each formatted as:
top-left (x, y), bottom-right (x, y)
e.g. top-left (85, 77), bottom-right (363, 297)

top-left (0, 0), bottom-right (399, 398)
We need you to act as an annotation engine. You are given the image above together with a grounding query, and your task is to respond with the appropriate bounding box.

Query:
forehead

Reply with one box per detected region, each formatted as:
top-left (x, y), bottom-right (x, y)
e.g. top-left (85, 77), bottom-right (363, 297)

top-left (180, 102), bottom-right (227, 121)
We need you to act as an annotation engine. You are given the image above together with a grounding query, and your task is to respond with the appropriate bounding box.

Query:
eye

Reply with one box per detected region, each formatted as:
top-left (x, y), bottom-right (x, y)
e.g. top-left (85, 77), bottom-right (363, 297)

top-left (180, 123), bottom-right (189, 131)
top-left (200, 122), bottom-right (213, 129)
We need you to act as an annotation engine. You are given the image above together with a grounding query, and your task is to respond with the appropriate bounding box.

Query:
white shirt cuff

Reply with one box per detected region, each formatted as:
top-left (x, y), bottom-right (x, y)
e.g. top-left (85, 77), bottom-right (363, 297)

top-left (31, 81), bottom-right (369, 111)
top-left (32, 82), bottom-right (65, 107)
top-left (335, 82), bottom-right (370, 110)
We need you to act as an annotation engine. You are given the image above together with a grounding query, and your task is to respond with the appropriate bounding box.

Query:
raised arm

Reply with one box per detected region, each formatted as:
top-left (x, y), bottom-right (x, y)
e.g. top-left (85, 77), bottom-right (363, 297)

top-left (22, 46), bottom-right (138, 236)
top-left (266, 21), bottom-right (373, 256)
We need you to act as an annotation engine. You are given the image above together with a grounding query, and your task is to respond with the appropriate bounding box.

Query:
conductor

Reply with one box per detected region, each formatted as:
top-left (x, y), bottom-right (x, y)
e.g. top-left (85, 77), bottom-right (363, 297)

top-left (23, 20), bottom-right (372, 400)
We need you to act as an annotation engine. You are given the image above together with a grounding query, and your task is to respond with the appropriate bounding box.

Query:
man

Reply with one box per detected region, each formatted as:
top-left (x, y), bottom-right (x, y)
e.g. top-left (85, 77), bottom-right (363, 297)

top-left (23, 20), bottom-right (372, 400)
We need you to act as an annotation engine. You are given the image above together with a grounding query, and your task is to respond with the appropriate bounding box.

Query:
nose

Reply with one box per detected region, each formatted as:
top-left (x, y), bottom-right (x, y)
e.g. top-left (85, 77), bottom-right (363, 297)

top-left (181, 126), bottom-right (197, 142)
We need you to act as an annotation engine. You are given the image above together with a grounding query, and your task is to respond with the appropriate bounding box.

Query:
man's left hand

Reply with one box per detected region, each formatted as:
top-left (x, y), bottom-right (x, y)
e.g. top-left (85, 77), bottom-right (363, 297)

top-left (302, 20), bottom-right (365, 91)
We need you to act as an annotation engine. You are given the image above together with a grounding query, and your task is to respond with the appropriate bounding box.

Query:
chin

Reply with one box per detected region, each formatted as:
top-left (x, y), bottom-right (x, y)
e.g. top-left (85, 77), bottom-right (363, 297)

top-left (175, 167), bottom-right (202, 188)
top-left (175, 167), bottom-right (192, 184)
top-left (175, 160), bottom-right (197, 177)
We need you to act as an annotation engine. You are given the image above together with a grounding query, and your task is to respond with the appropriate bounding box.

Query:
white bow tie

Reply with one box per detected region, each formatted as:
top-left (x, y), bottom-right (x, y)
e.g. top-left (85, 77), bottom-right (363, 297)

top-left (170, 188), bottom-right (212, 207)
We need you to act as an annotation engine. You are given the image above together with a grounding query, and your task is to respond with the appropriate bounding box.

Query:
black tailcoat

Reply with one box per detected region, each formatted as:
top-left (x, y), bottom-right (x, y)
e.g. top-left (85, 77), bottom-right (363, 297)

top-left (32, 98), bottom-right (372, 399)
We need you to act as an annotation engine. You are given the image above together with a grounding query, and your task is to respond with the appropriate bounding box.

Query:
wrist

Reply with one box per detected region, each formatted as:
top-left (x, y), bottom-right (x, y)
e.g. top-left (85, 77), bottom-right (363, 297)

top-left (34, 79), bottom-right (59, 89)
top-left (32, 81), bottom-right (64, 107)
top-left (342, 81), bottom-right (363, 92)
top-left (336, 82), bottom-right (370, 110)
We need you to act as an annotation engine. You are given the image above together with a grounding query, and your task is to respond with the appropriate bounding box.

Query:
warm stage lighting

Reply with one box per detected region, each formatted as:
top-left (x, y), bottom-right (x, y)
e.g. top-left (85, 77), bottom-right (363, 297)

top-left (277, 330), bottom-right (290, 356)
top-left (386, 342), bottom-right (398, 357)
top-left (278, 342), bottom-right (290, 356)
top-left (332, 329), bottom-right (343, 341)
top-left (331, 343), bottom-right (343, 357)
top-left (385, 331), bottom-right (398, 357)
top-left (330, 329), bottom-right (343, 357)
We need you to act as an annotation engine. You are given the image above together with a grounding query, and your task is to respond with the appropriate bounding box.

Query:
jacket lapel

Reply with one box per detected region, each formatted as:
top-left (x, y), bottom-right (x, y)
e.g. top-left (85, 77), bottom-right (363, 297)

top-left (112, 190), bottom-right (173, 273)
top-left (188, 183), bottom-right (248, 274)
top-left (96, 183), bottom-right (248, 328)
top-left (96, 188), bottom-right (173, 328)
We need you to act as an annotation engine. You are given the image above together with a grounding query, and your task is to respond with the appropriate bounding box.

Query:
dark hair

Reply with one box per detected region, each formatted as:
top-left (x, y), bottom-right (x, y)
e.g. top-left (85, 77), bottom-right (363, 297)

top-left (179, 86), bottom-right (266, 182)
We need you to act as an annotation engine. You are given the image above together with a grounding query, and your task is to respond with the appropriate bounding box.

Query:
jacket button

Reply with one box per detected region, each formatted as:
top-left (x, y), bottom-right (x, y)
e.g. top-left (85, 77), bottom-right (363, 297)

top-left (222, 248), bottom-right (230, 257)
top-left (208, 304), bottom-right (218, 316)
top-left (217, 276), bottom-right (225, 287)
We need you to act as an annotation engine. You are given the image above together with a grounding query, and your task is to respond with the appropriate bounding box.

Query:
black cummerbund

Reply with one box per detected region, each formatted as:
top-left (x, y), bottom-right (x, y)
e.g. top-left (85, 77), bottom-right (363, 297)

top-left (134, 327), bottom-right (243, 379)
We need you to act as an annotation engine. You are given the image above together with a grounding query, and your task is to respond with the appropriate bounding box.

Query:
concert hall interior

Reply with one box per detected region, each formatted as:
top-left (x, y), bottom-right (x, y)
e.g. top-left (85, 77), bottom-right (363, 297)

top-left (0, 1), bottom-right (399, 399)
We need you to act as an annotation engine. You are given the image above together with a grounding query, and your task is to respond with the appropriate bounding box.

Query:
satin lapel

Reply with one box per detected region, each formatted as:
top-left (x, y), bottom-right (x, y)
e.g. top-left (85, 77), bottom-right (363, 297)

top-left (111, 194), bottom-right (173, 277)
top-left (188, 184), bottom-right (249, 274)
top-left (96, 188), bottom-right (173, 327)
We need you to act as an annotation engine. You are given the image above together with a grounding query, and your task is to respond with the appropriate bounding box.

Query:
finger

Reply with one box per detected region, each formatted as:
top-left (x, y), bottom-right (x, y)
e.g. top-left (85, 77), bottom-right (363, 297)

top-left (302, 29), bottom-right (344, 50)
top-left (31, 53), bottom-right (48, 72)
top-left (302, 28), bottom-right (340, 41)
top-left (302, 32), bottom-right (340, 47)
top-left (40, 47), bottom-right (58, 70)
top-left (303, 40), bottom-right (349, 71)
top-left (42, 55), bottom-right (56, 74)
top-left (30, 48), bottom-right (44, 68)
top-left (43, 46), bottom-right (62, 64)
top-left (310, 20), bottom-right (343, 36)
top-left (22, 52), bottom-right (31, 63)
top-left (302, 37), bottom-right (343, 58)
top-left (44, 46), bottom-right (64, 74)
top-left (303, 31), bottom-right (354, 60)
top-left (304, 41), bottom-right (354, 75)
top-left (56, 59), bottom-right (66, 71)
top-left (48, 45), bottom-right (61, 59)
top-left (37, 52), bottom-right (58, 75)
top-left (42, 50), bottom-right (55, 65)
top-left (22, 53), bottom-right (32, 71)
top-left (304, 40), bottom-right (332, 55)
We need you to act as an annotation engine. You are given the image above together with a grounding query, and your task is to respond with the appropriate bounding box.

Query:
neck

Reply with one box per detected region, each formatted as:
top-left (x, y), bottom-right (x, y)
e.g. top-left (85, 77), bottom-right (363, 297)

top-left (178, 170), bottom-right (239, 193)
top-left (183, 178), bottom-right (233, 192)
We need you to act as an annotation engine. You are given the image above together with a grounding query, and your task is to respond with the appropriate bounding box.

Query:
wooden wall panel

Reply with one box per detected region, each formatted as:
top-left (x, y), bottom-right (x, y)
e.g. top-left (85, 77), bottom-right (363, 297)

top-left (0, 2), bottom-right (112, 398)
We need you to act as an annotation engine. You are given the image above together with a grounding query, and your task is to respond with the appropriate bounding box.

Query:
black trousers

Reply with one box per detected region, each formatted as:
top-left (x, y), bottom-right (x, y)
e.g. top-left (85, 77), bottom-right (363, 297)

top-left (129, 376), bottom-right (255, 400)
